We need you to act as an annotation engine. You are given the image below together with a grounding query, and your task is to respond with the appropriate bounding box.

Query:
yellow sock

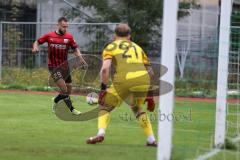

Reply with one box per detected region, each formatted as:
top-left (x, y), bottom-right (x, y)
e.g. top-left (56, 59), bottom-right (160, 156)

top-left (138, 113), bottom-right (154, 137)
top-left (98, 110), bottom-right (110, 130)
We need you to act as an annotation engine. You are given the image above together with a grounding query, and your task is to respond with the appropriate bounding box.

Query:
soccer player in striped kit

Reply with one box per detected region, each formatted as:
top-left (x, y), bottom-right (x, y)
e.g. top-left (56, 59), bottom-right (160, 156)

top-left (32, 17), bottom-right (87, 115)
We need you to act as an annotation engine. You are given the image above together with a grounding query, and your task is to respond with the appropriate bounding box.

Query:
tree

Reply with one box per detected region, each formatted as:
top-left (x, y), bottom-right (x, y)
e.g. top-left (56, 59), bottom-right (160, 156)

top-left (4, 0), bottom-right (23, 67)
top-left (176, 40), bottom-right (190, 79)
top-left (62, 0), bottom-right (199, 52)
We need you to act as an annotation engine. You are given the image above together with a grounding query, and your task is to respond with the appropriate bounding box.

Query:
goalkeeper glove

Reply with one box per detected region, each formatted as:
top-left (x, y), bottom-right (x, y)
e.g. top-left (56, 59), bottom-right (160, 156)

top-left (145, 97), bottom-right (155, 112)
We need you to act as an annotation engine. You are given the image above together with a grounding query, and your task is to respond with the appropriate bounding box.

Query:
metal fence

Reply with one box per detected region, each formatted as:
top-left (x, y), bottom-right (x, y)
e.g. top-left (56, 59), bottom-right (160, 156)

top-left (0, 21), bottom-right (220, 93)
top-left (0, 22), bottom-right (119, 90)
top-left (0, 21), bottom-right (118, 72)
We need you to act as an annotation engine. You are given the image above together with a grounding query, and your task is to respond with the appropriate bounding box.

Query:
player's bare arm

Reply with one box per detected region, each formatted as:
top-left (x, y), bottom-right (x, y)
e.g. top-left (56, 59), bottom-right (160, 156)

top-left (73, 48), bottom-right (88, 68)
top-left (32, 40), bottom-right (39, 53)
top-left (100, 59), bottom-right (112, 85)
top-left (98, 59), bottom-right (112, 106)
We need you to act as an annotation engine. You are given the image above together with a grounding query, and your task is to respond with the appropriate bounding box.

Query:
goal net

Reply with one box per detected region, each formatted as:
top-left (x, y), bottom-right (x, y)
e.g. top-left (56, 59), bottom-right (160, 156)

top-left (158, 0), bottom-right (240, 159)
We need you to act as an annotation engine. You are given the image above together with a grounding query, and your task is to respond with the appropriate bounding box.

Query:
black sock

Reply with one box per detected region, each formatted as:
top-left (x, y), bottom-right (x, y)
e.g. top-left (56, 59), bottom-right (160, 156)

top-left (54, 93), bottom-right (68, 103)
top-left (63, 97), bottom-right (74, 112)
top-left (54, 93), bottom-right (74, 112)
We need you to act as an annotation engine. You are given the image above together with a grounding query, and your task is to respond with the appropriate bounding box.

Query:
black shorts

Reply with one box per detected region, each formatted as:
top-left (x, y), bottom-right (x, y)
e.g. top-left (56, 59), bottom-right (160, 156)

top-left (49, 67), bottom-right (72, 83)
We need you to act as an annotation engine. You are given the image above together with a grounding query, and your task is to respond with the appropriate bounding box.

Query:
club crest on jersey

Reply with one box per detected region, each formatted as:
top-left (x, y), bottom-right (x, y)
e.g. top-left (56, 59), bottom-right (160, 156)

top-left (63, 39), bottom-right (69, 44)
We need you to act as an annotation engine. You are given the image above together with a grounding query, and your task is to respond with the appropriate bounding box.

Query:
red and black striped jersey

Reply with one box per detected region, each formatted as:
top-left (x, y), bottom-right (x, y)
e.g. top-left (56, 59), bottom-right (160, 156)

top-left (37, 31), bottom-right (78, 68)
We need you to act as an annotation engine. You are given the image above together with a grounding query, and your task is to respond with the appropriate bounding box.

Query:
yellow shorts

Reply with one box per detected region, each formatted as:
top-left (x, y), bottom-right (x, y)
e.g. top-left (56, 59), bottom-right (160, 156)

top-left (102, 73), bottom-right (151, 108)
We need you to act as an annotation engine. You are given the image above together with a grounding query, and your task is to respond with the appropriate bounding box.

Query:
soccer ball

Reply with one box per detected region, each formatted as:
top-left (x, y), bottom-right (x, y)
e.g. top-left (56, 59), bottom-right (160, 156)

top-left (86, 92), bottom-right (98, 105)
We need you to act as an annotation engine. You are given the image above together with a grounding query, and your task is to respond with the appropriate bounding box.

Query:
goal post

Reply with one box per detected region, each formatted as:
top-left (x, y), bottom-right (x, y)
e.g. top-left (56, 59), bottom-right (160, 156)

top-left (157, 0), bottom-right (179, 160)
top-left (214, 0), bottom-right (233, 148)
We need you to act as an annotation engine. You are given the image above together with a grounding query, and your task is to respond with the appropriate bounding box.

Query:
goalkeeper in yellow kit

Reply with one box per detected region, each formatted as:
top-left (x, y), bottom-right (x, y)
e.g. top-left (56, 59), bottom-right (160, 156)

top-left (86, 23), bottom-right (157, 147)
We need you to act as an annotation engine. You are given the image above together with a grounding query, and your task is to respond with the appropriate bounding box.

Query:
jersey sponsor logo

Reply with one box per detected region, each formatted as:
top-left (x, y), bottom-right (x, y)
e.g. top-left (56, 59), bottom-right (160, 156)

top-left (64, 39), bottom-right (69, 44)
top-left (50, 43), bottom-right (67, 49)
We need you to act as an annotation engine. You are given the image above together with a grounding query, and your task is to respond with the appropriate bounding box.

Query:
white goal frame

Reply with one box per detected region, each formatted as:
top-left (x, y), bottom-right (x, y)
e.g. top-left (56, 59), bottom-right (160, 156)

top-left (158, 0), bottom-right (233, 159)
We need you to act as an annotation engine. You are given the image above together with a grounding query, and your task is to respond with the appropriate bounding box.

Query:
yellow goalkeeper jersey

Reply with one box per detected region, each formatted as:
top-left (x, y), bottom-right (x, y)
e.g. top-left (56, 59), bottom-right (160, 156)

top-left (102, 38), bottom-right (150, 82)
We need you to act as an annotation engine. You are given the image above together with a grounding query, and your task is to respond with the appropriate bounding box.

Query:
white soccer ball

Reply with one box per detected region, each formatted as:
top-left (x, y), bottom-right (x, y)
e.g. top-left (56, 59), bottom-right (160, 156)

top-left (86, 92), bottom-right (98, 105)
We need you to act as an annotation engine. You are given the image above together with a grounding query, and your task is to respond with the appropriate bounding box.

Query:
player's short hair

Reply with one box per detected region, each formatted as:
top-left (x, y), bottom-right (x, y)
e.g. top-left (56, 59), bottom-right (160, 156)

top-left (115, 23), bottom-right (131, 37)
top-left (58, 17), bottom-right (68, 23)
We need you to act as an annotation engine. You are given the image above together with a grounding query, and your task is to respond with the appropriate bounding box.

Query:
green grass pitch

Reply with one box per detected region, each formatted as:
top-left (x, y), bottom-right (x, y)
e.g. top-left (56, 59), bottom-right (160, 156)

top-left (0, 92), bottom-right (239, 160)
